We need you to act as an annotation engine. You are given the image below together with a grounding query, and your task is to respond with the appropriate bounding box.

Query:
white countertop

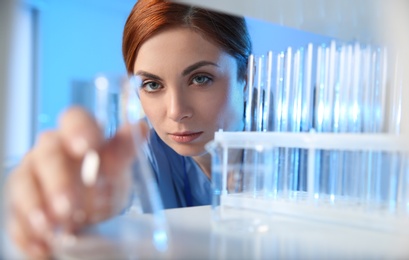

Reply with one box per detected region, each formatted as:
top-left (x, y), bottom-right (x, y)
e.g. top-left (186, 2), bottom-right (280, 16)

top-left (4, 205), bottom-right (409, 259)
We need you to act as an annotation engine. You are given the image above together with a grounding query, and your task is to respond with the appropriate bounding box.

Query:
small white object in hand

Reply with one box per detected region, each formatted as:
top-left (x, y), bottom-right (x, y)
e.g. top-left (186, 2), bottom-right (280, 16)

top-left (81, 150), bottom-right (100, 186)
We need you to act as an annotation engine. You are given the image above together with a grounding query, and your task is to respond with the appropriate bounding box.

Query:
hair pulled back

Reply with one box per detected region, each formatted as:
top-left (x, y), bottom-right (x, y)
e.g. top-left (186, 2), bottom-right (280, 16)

top-left (122, 0), bottom-right (252, 80)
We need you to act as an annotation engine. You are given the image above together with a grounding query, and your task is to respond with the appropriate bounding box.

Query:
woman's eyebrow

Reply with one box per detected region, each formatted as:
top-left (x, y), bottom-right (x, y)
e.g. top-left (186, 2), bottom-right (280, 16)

top-left (182, 61), bottom-right (219, 76)
top-left (134, 71), bottom-right (162, 81)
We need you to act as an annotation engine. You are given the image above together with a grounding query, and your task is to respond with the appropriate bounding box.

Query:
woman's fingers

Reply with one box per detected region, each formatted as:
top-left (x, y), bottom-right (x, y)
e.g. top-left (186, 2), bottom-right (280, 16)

top-left (8, 213), bottom-right (49, 258)
top-left (6, 153), bottom-right (53, 257)
top-left (33, 131), bottom-right (82, 222)
top-left (81, 121), bottom-right (148, 223)
top-left (58, 106), bottom-right (104, 158)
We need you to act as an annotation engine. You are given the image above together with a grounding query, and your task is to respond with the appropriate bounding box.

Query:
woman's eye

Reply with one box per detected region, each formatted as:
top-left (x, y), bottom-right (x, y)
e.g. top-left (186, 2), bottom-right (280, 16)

top-left (143, 81), bottom-right (162, 92)
top-left (192, 75), bottom-right (211, 85)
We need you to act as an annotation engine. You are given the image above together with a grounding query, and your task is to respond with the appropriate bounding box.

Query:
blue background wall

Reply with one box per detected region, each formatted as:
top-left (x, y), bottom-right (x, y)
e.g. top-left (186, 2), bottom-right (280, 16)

top-left (37, 1), bottom-right (133, 132)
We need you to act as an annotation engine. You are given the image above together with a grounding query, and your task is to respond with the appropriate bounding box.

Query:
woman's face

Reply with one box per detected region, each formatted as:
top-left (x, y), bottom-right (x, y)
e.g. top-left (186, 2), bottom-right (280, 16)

top-left (133, 27), bottom-right (245, 157)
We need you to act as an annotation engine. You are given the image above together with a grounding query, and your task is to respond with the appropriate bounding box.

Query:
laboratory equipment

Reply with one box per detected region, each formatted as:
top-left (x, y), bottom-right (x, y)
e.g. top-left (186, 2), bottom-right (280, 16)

top-left (166, 0), bottom-right (409, 247)
top-left (207, 38), bottom-right (409, 235)
top-left (208, 131), bottom-right (409, 232)
top-left (51, 74), bottom-right (171, 259)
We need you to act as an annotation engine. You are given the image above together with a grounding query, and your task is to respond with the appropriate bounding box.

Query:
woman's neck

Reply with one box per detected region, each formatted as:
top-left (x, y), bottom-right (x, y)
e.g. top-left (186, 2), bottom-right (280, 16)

top-left (192, 153), bottom-right (212, 179)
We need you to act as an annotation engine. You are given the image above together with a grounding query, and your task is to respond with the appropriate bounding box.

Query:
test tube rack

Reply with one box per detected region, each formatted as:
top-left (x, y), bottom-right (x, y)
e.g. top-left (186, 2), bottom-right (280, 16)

top-left (209, 131), bottom-right (409, 233)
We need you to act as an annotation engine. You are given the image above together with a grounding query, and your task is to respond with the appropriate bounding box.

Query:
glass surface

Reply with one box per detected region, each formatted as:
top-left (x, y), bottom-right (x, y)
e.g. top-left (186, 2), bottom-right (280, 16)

top-left (52, 74), bottom-right (171, 259)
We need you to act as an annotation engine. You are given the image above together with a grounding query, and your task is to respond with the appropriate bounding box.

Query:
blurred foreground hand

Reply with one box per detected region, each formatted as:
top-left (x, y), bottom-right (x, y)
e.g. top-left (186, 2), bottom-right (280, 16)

top-left (5, 106), bottom-right (148, 258)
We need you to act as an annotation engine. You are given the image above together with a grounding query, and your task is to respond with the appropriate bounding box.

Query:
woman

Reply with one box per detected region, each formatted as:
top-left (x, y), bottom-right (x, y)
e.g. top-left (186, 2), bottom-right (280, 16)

top-left (5, 0), bottom-right (252, 257)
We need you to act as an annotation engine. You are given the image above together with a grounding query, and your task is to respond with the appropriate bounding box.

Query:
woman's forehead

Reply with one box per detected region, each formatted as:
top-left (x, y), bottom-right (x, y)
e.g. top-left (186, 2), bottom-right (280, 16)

top-left (133, 27), bottom-right (235, 73)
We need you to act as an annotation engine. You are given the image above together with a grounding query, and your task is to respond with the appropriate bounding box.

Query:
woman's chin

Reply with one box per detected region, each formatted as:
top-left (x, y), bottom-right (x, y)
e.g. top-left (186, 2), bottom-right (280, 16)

top-left (171, 144), bottom-right (208, 157)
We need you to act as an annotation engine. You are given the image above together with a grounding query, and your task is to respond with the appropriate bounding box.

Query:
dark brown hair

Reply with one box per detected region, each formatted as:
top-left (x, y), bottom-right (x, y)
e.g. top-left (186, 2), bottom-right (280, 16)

top-left (122, 0), bottom-right (252, 81)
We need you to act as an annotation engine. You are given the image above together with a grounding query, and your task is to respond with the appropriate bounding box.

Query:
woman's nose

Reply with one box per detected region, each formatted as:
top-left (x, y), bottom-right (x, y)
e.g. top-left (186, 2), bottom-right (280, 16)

top-left (167, 89), bottom-right (193, 122)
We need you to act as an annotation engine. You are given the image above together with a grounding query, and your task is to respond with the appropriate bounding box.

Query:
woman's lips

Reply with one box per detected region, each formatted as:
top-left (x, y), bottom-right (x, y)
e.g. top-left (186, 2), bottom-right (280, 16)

top-left (169, 132), bottom-right (203, 143)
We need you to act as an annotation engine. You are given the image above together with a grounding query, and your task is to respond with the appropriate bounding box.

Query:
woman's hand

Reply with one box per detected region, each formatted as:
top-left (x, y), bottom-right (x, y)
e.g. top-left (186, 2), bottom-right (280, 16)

top-left (5, 106), bottom-right (148, 258)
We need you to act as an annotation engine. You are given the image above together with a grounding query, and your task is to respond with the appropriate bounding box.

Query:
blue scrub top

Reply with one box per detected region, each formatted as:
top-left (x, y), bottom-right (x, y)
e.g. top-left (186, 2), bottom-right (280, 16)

top-left (145, 130), bottom-right (212, 209)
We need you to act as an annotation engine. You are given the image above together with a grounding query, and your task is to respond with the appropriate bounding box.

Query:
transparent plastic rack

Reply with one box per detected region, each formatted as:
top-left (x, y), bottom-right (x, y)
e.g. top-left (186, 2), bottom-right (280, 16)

top-left (207, 131), bottom-right (409, 233)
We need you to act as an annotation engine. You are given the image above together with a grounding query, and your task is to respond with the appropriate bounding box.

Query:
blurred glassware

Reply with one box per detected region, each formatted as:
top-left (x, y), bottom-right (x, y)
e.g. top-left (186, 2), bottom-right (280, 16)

top-left (53, 74), bottom-right (171, 259)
